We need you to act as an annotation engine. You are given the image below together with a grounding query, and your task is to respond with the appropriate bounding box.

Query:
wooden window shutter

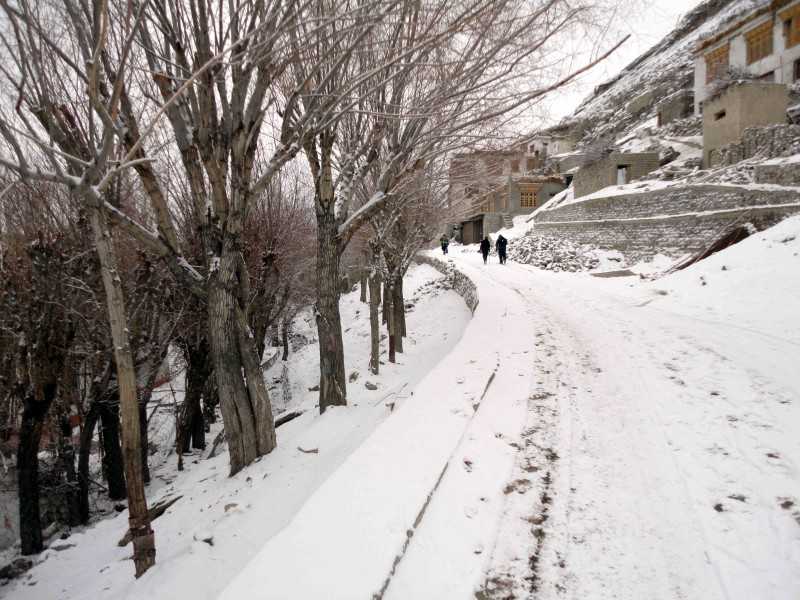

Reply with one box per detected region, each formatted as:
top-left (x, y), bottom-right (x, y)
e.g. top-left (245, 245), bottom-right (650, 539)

top-left (780, 4), bottom-right (800, 48)
top-left (745, 21), bottom-right (773, 63)
top-left (705, 44), bottom-right (730, 83)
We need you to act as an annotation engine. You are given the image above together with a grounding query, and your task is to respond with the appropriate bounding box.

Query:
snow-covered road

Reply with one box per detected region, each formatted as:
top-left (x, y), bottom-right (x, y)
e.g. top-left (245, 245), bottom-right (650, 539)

top-left (223, 220), bottom-right (798, 600)
top-left (470, 254), bottom-right (800, 599)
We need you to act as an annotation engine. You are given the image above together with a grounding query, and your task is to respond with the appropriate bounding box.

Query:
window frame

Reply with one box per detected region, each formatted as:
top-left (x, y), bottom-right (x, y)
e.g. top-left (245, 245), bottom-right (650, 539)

top-left (745, 21), bottom-right (773, 64)
top-left (519, 186), bottom-right (537, 209)
top-left (705, 44), bottom-right (730, 84)
top-left (781, 4), bottom-right (800, 49)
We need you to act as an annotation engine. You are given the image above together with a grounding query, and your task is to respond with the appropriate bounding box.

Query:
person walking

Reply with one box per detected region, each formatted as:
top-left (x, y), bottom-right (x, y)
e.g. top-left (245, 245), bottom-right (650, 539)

top-left (479, 236), bottom-right (490, 264)
top-left (440, 235), bottom-right (449, 255)
top-left (496, 234), bottom-right (508, 265)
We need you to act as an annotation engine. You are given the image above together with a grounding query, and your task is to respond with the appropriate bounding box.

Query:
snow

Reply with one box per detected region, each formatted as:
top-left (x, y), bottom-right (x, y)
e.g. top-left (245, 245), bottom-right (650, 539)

top-left (0, 264), bottom-right (471, 600)
top-left (761, 153), bottom-right (800, 166)
top-left (5, 215), bottom-right (800, 600)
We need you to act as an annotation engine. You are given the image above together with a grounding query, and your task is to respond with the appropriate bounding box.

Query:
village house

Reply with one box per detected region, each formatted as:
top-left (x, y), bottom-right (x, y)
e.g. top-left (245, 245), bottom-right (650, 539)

top-left (572, 152), bottom-right (660, 199)
top-left (693, 0), bottom-right (800, 113)
top-left (448, 147), bottom-right (542, 212)
top-left (694, 0), bottom-right (800, 166)
top-left (457, 175), bottom-right (565, 244)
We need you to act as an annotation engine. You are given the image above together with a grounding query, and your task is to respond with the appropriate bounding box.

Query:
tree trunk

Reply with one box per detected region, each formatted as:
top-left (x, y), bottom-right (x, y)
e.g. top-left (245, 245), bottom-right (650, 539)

top-left (89, 206), bottom-right (154, 577)
top-left (138, 403), bottom-right (150, 485)
top-left (315, 208), bottom-right (348, 413)
top-left (281, 319), bottom-right (290, 362)
top-left (392, 280), bottom-right (404, 354)
top-left (360, 270), bottom-right (368, 303)
top-left (203, 376), bottom-right (218, 425)
top-left (207, 239), bottom-right (276, 475)
top-left (98, 394), bottom-right (127, 500)
top-left (368, 273), bottom-right (381, 375)
top-left (382, 281), bottom-right (389, 325)
top-left (385, 282), bottom-right (396, 364)
top-left (78, 403), bottom-right (99, 524)
top-left (397, 277), bottom-right (407, 338)
top-left (17, 384), bottom-right (56, 555)
top-left (178, 345), bottom-right (207, 453)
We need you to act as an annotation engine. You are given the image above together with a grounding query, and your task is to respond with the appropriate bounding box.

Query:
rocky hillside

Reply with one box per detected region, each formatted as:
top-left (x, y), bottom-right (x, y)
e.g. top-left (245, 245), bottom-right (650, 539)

top-left (564, 0), bottom-right (763, 149)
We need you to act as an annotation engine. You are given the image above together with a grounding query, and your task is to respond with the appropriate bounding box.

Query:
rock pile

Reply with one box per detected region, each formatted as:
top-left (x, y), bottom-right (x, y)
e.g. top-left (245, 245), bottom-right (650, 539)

top-left (508, 233), bottom-right (601, 272)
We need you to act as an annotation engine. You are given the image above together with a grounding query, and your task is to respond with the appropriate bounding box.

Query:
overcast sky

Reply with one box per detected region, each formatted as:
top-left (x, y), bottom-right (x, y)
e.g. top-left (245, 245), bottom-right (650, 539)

top-left (539, 0), bottom-right (705, 125)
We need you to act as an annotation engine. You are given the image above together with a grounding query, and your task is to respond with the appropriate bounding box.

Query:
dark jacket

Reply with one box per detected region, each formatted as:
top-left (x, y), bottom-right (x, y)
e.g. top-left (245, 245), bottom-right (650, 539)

top-left (496, 235), bottom-right (507, 253)
top-left (479, 239), bottom-right (490, 254)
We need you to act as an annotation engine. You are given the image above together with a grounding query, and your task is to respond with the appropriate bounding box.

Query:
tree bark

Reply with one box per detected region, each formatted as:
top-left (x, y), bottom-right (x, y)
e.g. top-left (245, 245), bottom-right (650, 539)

top-left (178, 344), bottom-right (208, 453)
top-left (89, 206), bottom-right (154, 577)
top-left (398, 277), bottom-right (407, 338)
top-left (360, 270), bottom-right (368, 303)
top-left (207, 239), bottom-right (276, 475)
top-left (17, 384), bottom-right (56, 555)
top-left (56, 412), bottom-right (81, 527)
top-left (281, 319), bottom-right (291, 362)
top-left (392, 279), bottom-right (404, 354)
top-left (139, 404), bottom-right (150, 485)
top-left (368, 273), bottom-right (381, 375)
top-left (382, 281), bottom-right (389, 325)
top-left (315, 207), bottom-right (347, 412)
top-left (78, 403), bottom-right (100, 524)
top-left (385, 282), bottom-right (396, 364)
top-left (98, 393), bottom-right (127, 500)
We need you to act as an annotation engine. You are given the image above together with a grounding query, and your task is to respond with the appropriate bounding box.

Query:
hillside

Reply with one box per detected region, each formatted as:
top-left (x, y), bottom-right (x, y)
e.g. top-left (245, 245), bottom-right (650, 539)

top-left (567, 0), bottom-right (762, 149)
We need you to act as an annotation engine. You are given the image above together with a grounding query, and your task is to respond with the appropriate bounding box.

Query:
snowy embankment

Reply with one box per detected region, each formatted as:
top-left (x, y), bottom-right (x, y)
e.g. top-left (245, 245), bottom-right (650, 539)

top-left (1, 264), bottom-right (471, 600)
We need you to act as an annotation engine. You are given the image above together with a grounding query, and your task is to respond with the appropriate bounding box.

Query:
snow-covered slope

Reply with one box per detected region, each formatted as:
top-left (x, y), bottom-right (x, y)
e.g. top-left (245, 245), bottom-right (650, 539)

top-left (0, 264), bottom-right (472, 600)
top-left (643, 214), bottom-right (800, 343)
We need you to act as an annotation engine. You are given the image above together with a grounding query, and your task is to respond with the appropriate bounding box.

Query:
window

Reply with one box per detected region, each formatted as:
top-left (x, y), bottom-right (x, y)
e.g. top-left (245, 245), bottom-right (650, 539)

top-left (616, 165), bottom-right (629, 185)
top-left (794, 58), bottom-right (800, 82)
top-left (782, 4), bottom-right (800, 48)
top-left (520, 188), bottom-right (536, 208)
top-left (510, 159), bottom-right (520, 173)
top-left (486, 157), bottom-right (502, 176)
top-left (745, 21), bottom-right (773, 64)
top-left (705, 44), bottom-right (729, 83)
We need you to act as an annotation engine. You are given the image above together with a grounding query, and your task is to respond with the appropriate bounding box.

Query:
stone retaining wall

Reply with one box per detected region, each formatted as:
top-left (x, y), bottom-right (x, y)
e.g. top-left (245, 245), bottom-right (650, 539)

top-left (532, 184), bottom-right (800, 259)
top-left (414, 255), bottom-right (479, 313)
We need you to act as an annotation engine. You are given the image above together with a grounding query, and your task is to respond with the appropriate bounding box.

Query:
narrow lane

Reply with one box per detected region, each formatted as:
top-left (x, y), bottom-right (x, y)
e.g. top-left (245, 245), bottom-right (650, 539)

top-left (465, 251), bottom-right (800, 600)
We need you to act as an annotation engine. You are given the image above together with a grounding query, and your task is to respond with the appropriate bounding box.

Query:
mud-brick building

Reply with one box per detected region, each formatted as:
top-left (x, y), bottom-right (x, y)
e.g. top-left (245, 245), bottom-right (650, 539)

top-left (458, 176), bottom-right (565, 244)
top-left (573, 152), bottom-right (660, 199)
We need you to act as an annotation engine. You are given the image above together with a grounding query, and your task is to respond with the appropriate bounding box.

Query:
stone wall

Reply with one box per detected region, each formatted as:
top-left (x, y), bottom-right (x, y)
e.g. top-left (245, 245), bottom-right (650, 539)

top-left (657, 89), bottom-right (694, 126)
top-left (573, 152), bottom-right (660, 199)
top-left (709, 124), bottom-right (800, 167)
top-left (414, 255), bottom-right (479, 313)
top-left (755, 160), bottom-right (800, 186)
top-left (532, 184), bottom-right (800, 260)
